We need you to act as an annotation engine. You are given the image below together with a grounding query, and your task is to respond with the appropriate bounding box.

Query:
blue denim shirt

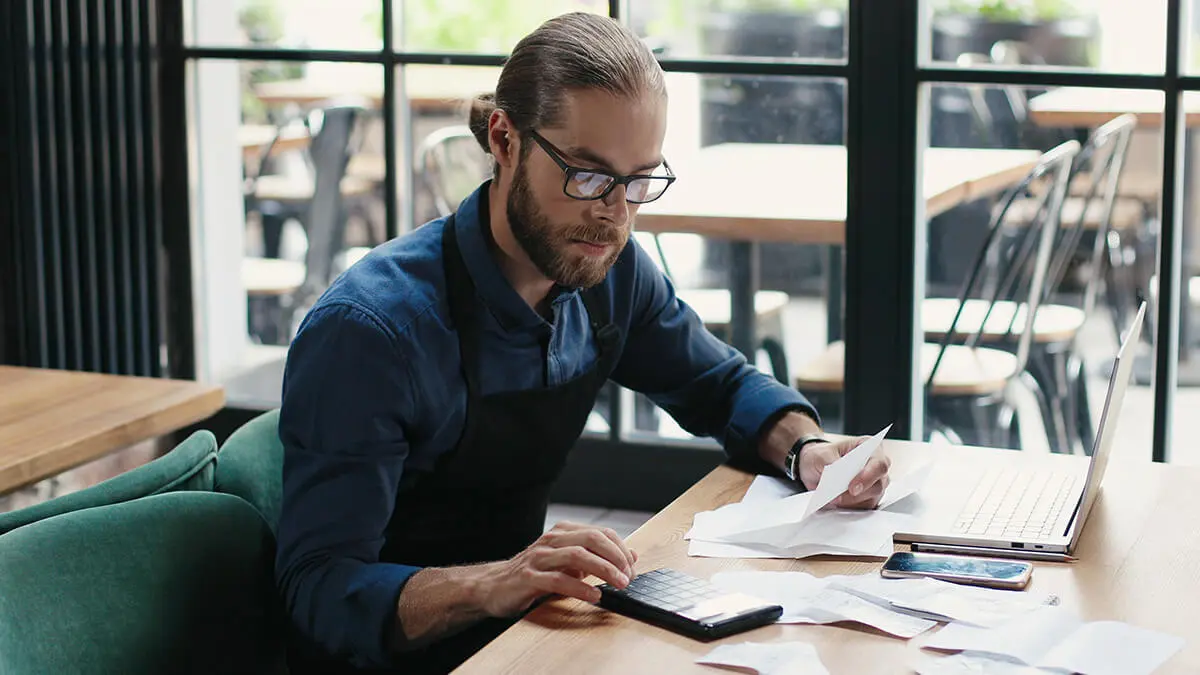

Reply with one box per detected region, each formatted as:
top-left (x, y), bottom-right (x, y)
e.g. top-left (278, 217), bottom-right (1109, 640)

top-left (275, 184), bottom-right (819, 667)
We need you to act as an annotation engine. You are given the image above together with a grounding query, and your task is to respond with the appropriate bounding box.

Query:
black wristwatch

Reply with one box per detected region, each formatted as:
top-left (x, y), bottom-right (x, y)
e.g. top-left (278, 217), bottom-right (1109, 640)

top-left (784, 434), bottom-right (830, 484)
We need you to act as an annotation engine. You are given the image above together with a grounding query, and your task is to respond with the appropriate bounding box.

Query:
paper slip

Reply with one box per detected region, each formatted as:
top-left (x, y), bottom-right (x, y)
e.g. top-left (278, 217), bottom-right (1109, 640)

top-left (878, 460), bottom-right (934, 510)
top-left (829, 574), bottom-right (1055, 628)
top-left (925, 606), bottom-right (1185, 675)
top-left (713, 503), bottom-right (916, 552)
top-left (742, 475), bottom-right (799, 504)
top-left (913, 653), bottom-right (1054, 675)
top-left (697, 642), bottom-right (830, 675)
top-left (712, 571), bottom-right (937, 639)
top-left (802, 425), bottom-right (892, 519)
top-left (687, 538), bottom-right (893, 560)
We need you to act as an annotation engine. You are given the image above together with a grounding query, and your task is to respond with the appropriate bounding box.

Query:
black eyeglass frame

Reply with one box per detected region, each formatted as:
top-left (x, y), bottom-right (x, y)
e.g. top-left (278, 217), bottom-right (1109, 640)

top-left (526, 129), bottom-right (676, 204)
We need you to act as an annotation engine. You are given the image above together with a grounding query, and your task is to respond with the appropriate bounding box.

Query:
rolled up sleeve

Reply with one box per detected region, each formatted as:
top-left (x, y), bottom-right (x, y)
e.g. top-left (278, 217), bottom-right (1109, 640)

top-left (276, 302), bottom-right (420, 668)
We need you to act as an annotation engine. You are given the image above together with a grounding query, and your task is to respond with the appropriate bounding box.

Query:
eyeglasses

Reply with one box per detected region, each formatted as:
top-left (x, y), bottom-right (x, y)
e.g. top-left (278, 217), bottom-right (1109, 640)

top-left (526, 129), bottom-right (676, 204)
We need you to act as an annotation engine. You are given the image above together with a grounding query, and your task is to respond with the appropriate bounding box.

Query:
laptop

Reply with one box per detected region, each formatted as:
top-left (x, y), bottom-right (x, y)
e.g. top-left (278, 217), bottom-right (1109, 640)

top-left (893, 301), bottom-right (1147, 561)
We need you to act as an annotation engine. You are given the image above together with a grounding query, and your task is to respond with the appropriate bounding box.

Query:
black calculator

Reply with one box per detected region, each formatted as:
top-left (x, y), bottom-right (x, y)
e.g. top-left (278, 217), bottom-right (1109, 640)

top-left (596, 567), bottom-right (783, 640)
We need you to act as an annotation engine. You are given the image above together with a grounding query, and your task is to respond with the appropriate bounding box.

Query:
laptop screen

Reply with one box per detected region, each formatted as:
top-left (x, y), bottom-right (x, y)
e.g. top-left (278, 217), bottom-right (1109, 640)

top-left (1067, 301), bottom-right (1146, 548)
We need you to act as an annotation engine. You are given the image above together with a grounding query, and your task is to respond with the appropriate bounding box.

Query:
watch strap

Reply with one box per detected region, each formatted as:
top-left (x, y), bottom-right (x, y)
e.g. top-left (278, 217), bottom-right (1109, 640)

top-left (785, 434), bottom-right (829, 483)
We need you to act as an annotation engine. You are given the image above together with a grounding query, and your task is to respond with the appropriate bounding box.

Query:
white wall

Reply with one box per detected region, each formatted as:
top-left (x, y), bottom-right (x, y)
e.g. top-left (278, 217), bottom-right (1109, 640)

top-left (188, 0), bottom-right (248, 384)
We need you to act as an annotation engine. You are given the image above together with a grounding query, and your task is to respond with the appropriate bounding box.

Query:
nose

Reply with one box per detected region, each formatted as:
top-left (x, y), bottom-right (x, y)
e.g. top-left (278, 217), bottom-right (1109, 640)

top-left (594, 183), bottom-right (629, 225)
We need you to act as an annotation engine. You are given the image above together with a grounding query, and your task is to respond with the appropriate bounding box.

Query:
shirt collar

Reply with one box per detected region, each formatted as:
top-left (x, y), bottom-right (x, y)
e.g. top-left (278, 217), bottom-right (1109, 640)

top-left (453, 182), bottom-right (577, 332)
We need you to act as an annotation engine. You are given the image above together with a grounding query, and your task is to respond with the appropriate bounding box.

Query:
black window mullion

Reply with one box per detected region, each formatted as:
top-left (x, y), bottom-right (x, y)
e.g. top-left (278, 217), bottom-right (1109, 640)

top-left (1153, 0), bottom-right (1185, 462)
top-left (843, 0), bottom-right (920, 439)
top-left (382, 0), bottom-right (399, 240)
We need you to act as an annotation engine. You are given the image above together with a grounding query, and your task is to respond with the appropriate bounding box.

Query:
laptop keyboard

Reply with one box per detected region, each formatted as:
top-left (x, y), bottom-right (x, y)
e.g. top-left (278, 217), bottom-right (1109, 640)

top-left (954, 467), bottom-right (1080, 540)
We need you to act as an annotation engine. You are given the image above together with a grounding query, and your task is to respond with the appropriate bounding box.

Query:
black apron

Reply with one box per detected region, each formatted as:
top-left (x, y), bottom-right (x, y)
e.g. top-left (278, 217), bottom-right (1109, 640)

top-left (290, 215), bottom-right (621, 674)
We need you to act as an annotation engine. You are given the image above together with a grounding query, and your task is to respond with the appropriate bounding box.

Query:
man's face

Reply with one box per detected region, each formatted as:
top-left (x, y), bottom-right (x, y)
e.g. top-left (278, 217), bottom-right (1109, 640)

top-left (506, 88), bottom-right (667, 289)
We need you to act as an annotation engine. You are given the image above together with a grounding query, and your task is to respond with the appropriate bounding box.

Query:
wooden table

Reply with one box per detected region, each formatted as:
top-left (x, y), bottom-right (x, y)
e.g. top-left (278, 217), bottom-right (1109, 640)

top-left (238, 123), bottom-right (311, 162)
top-left (458, 439), bottom-right (1199, 674)
top-left (0, 366), bottom-right (225, 495)
top-left (254, 65), bottom-right (499, 112)
top-left (635, 144), bottom-right (1040, 351)
top-left (1029, 87), bottom-right (1200, 129)
top-left (637, 145), bottom-right (1040, 245)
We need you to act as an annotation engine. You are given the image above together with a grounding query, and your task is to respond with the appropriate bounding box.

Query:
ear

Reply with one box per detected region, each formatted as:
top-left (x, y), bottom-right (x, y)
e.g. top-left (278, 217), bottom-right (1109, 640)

top-left (487, 109), bottom-right (520, 172)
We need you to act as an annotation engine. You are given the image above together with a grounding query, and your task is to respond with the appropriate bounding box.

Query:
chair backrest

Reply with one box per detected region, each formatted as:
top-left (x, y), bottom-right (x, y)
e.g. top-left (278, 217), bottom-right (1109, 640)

top-left (417, 125), bottom-right (491, 218)
top-left (301, 101), bottom-right (368, 297)
top-left (927, 140), bottom-right (1081, 388)
top-left (0, 491), bottom-right (286, 674)
top-left (215, 409), bottom-right (284, 535)
top-left (0, 430), bottom-right (218, 535)
top-left (1045, 113), bottom-right (1139, 317)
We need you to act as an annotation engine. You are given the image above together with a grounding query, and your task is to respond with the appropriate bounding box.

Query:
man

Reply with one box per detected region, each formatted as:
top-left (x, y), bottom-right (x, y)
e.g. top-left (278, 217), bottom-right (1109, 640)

top-left (276, 12), bottom-right (891, 674)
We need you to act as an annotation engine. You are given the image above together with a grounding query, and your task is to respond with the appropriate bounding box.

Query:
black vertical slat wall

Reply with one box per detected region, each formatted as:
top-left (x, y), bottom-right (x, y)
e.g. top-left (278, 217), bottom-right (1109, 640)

top-left (1, 0), bottom-right (175, 377)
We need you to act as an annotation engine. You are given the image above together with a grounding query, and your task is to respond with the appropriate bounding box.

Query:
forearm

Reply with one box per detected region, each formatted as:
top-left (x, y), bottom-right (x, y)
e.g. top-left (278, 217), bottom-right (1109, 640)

top-left (758, 410), bottom-right (823, 472)
top-left (394, 563), bottom-right (501, 649)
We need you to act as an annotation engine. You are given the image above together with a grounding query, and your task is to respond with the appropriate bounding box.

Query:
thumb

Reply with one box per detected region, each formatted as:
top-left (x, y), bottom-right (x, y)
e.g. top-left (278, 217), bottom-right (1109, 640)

top-left (835, 436), bottom-right (870, 457)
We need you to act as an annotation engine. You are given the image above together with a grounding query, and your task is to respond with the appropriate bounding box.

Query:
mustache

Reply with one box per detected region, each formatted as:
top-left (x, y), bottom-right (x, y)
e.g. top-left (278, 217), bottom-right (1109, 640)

top-left (563, 223), bottom-right (627, 246)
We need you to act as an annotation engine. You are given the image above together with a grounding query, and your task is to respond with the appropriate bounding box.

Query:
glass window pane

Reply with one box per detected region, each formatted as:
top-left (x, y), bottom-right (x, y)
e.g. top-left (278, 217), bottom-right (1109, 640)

top-left (397, 65), bottom-right (500, 227)
top-left (191, 60), bottom-right (386, 404)
top-left (636, 75), bottom-right (847, 439)
top-left (1175, 92), bottom-right (1200, 462)
top-left (922, 0), bottom-right (1167, 74)
top-left (397, 1), bottom-right (608, 53)
top-left (918, 83), bottom-right (1161, 462)
top-left (629, 0), bottom-right (848, 61)
top-left (188, 0), bottom-right (382, 50)
top-left (1187, 0), bottom-right (1200, 73)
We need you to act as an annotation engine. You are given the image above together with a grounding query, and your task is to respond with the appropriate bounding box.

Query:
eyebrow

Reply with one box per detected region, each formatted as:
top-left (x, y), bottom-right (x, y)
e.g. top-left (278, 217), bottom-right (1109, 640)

top-left (565, 145), bottom-right (664, 174)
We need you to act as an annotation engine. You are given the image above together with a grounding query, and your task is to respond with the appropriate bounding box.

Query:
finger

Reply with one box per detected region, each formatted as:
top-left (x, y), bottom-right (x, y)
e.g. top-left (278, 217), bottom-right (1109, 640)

top-left (540, 545), bottom-right (630, 589)
top-left (548, 520), bottom-right (592, 532)
top-left (848, 454), bottom-right (892, 497)
top-left (554, 522), bottom-right (636, 573)
top-left (534, 570), bottom-right (603, 604)
top-left (837, 474), bottom-right (889, 509)
top-left (547, 527), bottom-right (636, 577)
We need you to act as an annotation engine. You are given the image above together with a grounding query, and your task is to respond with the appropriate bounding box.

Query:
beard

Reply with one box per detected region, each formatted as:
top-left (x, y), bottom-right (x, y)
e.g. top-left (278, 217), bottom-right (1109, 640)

top-left (506, 158), bottom-right (628, 289)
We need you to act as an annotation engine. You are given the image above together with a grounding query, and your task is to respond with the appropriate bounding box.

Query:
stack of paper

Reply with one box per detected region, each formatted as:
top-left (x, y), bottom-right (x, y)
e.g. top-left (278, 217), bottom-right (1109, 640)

top-left (686, 425), bottom-right (934, 559)
top-left (828, 574), bottom-right (1058, 628)
top-left (711, 571), bottom-right (938, 639)
top-left (920, 606), bottom-right (1185, 675)
top-left (697, 642), bottom-right (830, 675)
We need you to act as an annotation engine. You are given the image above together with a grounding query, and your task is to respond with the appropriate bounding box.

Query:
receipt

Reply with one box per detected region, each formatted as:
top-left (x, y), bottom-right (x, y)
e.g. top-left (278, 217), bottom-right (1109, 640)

top-left (697, 642), bottom-right (830, 675)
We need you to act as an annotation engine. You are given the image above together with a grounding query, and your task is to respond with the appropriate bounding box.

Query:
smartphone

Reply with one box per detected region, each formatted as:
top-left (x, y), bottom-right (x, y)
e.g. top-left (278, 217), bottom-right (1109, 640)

top-left (881, 551), bottom-right (1033, 590)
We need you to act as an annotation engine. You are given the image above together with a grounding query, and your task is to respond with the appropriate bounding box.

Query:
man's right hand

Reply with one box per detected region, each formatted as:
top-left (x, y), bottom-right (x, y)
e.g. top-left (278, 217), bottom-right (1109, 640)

top-left (395, 522), bottom-right (639, 647)
top-left (478, 521), bottom-right (639, 617)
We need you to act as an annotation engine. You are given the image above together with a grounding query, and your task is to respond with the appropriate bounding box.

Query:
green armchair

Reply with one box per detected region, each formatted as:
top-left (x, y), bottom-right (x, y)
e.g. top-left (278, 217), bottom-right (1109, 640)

top-left (214, 409), bottom-right (284, 534)
top-left (0, 490), bottom-right (286, 674)
top-left (0, 430), bottom-right (218, 536)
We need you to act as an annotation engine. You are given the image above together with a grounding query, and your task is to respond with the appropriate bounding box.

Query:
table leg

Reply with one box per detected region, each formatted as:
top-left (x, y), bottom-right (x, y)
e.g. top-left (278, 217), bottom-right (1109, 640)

top-left (729, 241), bottom-right (760, 363)
top-left (826, 245), bottom-right (843, 343)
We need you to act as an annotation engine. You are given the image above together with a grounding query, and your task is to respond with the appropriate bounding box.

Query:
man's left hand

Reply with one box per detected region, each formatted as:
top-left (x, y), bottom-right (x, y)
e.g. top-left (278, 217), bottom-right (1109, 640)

top-left (796, 436), bottom-right (891, 509)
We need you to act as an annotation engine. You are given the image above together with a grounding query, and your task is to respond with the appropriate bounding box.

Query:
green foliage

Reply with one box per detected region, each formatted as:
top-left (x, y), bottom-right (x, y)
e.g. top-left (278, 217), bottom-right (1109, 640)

top-left (381, 0), bottom-right (608, 52)
top-left (238, 0), bottom-right (304, 123)
top-left (701, 0), bottom-right (847, 11)
top-left (931, 0), bottom-right (1079, 21)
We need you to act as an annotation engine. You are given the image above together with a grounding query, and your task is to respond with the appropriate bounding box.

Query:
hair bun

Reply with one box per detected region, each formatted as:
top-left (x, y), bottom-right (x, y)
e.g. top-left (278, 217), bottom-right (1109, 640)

top-left (468, 92), bottom-right (497, 153)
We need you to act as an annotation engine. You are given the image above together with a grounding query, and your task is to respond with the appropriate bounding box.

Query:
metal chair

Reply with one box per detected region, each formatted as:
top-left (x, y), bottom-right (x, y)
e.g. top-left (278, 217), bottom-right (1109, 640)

top-left (799, 141), bottom-right (1080, 449)
top-left (243, 102), bottom-right (368, 344)
top-left (416, 125), bottom-right (492, 222)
